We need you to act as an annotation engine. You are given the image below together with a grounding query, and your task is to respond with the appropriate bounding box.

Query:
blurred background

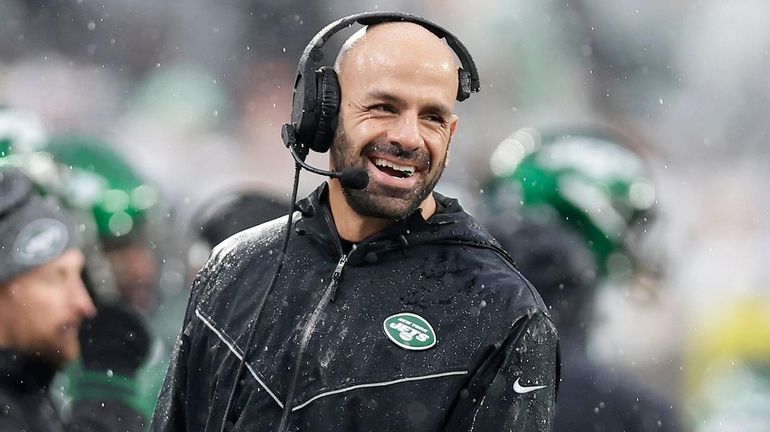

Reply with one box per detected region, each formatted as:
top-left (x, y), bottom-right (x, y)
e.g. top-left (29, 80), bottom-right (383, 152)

top-left (2, 0), bottom-right (769, 430)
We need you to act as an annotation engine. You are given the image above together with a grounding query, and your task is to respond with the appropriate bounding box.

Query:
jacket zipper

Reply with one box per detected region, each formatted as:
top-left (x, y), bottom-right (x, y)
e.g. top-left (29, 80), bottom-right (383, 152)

top-left (328, 252), bottom-right (349, 303)
top-left (277, 248), bottom-right (353, 431)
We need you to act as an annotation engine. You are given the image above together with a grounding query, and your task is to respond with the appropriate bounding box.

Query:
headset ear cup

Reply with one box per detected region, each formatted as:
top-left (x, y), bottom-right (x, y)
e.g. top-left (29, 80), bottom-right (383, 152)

top-left (457, 68), bottom-right (471, 101)
top-left (312, 67), bottom-right (341, 153)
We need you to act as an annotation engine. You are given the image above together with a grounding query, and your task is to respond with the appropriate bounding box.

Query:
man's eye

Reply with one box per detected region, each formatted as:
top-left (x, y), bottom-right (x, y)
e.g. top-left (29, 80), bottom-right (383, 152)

top-left (425, 115), bottom-right (446, 125)
top-left (371, 104), bottom-right (394, 113)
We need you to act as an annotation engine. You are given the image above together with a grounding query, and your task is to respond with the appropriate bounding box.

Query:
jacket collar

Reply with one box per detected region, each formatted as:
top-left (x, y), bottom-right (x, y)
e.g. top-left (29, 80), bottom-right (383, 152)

top-left (294, 183), bottom-right (501, 255)
top-left (0, 348), bottom-right (57, 394)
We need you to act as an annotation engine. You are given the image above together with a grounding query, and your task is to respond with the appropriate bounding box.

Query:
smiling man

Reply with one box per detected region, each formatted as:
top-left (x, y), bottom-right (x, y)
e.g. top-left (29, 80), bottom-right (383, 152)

top-left (327, 23), bottom-right (458, 231)
top-left (153, 16), bottom-right (559, 432)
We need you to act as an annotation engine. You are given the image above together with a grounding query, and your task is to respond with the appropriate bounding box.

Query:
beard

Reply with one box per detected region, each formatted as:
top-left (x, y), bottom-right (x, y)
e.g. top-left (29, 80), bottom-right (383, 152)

top-left (47, 334), bottom-right (80, 368)
top-left (329, 129), bottom-right (448, 220)
top-left (23, 328), bottom-right (81, 369)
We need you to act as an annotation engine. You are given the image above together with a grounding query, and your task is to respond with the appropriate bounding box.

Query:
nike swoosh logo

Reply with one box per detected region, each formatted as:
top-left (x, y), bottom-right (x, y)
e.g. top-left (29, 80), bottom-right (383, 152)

top-left (513, 377), bottom-right (547, 394)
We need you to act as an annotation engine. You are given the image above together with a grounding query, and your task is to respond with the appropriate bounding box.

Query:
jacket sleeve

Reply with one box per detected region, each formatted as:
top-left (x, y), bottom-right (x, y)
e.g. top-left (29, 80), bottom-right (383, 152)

top-left (443, 308), bottom-right (560, 432)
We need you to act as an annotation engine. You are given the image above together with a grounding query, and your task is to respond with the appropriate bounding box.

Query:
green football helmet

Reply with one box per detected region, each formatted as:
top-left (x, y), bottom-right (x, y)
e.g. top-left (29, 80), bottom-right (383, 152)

top-left (485, 126), bottom-right (657, 278)
top-left (43, 134), bottom-right (159, 241)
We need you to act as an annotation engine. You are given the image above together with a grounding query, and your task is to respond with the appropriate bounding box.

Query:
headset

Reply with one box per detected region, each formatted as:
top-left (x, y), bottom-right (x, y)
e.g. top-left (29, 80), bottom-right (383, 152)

top-left (222, 12), bottom-right (480, 431)
top-left (281, 11), bottom-right (481, 188)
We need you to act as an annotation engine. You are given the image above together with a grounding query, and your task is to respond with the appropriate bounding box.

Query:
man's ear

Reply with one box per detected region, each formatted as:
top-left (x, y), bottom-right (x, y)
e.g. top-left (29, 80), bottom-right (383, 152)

top-left (327, 126), bottom-right (345, 171)
top-left (446, 115), bottom-right (459, 167)
top-left (449, 114), bottom-right (459, 137)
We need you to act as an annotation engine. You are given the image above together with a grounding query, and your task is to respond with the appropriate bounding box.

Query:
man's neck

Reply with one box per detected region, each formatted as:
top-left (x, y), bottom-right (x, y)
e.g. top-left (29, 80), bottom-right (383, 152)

top-left (327, 180), bottom-right (436, 243)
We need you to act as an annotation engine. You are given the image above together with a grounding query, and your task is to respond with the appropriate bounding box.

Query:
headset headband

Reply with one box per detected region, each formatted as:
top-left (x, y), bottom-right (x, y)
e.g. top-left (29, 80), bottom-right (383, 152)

top-left (290, 11), bottom-right (480, 128)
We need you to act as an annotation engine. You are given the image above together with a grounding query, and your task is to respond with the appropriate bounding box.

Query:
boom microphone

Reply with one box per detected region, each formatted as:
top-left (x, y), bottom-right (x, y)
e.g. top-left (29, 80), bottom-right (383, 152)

top-left (288, 145), bottom-right (369, 190)
top-left (282, 123), bottom-right (369, 190)
top-left (336, 167), bottom-right (369, 190)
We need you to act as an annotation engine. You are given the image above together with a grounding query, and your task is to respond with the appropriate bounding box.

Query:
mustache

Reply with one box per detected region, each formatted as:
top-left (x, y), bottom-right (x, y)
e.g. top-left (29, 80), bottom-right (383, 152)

top-left (361, 140), bottom-right (431, 170)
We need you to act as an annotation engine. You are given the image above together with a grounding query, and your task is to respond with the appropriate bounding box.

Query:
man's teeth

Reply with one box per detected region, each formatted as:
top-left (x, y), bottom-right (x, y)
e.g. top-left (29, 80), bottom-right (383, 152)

top-left (373, 158), bottom-right (415, 177)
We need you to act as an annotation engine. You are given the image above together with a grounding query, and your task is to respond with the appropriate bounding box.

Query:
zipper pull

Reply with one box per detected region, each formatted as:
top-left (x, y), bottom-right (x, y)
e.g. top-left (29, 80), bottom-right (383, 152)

top-left (329, 251), bottom-right (351, 303)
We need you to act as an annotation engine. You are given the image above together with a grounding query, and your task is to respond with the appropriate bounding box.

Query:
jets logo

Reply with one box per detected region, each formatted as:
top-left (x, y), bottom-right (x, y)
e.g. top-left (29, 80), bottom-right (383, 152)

top-left (13, 219), bottom-right (69, 265)
top-left (383, 313), bottom-right (437, 351)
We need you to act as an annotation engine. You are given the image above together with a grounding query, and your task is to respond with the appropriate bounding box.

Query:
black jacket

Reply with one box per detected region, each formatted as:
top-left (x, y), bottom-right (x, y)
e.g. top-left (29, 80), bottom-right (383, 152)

top-left (152, 185), bottom-right (559, 431)
top-left (0, 349), bottom-right (146, 432)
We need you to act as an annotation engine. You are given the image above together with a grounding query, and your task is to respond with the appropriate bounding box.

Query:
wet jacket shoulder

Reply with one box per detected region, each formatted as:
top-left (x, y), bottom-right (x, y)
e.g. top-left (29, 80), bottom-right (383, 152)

top-left (153, 185), bottom-right (559, 432)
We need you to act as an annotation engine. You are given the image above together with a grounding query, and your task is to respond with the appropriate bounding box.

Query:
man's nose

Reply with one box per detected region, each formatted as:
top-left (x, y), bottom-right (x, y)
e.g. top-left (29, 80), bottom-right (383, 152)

top-left (387, 113), bottom-right (422, 151)
top-left (71, 277), bottom-right (97, 319)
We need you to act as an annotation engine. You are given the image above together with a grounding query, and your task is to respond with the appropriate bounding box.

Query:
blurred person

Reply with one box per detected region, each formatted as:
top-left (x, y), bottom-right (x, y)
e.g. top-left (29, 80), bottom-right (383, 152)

top-left (42, 133), bottom-right (165, 315)
top-left (40, 133), bottom-right (189, 421)
top-left (185, 186), bottom-right (291, 279)
top-left (0, 166), bottom-right (150, 431)
top-left (0, 109), bottom-right (121, 309)
top-left (2, 126), bottom-right (185, 422)
top-left (484, 126), bottom-right (681, 431)
top-left (153, 13), bottom-right (559, 432)
top-left (192, 186), bottom-right (291, 248)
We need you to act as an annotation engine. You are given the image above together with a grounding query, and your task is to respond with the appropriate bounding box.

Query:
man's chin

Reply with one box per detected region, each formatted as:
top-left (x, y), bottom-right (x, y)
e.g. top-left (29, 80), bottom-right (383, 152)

top-left (343, 189), bottom-right (418, 220)
top-left (46, 343), bottom-right (81, 369)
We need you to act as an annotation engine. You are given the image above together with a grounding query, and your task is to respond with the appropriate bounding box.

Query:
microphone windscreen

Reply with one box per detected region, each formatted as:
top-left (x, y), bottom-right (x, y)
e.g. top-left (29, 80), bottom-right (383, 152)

top-left (339, 168), bottom-right (369, 190)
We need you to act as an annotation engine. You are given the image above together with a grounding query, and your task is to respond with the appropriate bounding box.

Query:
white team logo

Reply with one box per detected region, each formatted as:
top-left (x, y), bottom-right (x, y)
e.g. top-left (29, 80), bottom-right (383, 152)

top-left (13, 219), bottom-right (69, 265)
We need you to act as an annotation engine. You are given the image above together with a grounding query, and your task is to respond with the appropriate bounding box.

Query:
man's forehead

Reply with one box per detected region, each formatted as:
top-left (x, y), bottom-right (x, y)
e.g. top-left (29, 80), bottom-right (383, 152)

top-left (29, 248), bottom-right (85, 278)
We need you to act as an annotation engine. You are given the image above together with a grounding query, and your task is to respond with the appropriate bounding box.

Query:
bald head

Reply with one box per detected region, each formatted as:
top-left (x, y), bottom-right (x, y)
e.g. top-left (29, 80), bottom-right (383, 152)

top-left (334, 22), bottom-right (460, 99)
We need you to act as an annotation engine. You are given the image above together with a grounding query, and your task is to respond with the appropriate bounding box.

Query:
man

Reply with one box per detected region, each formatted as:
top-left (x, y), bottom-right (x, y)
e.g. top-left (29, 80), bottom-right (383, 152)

top-left (191, 186), bottom-right (291, 249)
top-left (43, 133), bottom-right (165, 315)
top-left (153, 19), bottom-right (559, 431)
top-left (0, 166), bottom-right (149, 431)
top-left (484, 127), bottom-right (681, 431)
